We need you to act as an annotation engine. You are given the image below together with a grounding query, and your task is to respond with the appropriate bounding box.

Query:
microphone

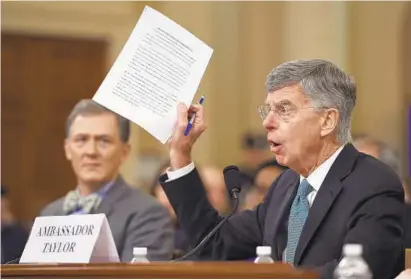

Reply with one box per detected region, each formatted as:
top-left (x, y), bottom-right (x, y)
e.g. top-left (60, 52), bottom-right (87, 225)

top-left (172, 165), bottom-right (242, 261)
top-left (223, 165), bottom-right (242, 200)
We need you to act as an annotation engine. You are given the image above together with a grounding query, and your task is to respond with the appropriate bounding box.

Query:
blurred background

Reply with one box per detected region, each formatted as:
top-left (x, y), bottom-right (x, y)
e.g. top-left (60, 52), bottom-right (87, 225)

top-left (2, 1), bottom-right (411, 224)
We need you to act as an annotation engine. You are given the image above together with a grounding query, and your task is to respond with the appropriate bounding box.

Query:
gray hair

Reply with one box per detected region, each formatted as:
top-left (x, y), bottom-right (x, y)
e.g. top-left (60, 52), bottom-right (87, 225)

top-left (265, 59), bottom-right (356, 144)
top-left (66, 99), bottom-right (130, 143)
top-left (353, 135), bottom-right (403, 179)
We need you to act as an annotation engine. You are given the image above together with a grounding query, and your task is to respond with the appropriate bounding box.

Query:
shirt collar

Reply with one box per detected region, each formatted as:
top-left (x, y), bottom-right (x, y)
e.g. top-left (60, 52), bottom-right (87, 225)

top-left (76, 179), bottom-right (115, 199)
top-left (300, 145), bottom-right (344, 192)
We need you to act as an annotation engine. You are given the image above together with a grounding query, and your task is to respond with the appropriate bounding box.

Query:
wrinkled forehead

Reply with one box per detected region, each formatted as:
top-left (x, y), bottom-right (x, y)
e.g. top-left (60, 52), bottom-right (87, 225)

top-left (264, 85), bottom-right (311, 106)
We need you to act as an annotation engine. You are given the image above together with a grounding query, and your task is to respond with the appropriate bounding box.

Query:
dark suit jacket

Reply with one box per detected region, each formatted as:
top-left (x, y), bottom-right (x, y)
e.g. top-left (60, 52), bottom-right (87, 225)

top-left (1, 223), bottom-right (29, 264)
top-left (161, 144), bottom-right (405, 278)
top-left (41, 176), bottom-right (174, 262)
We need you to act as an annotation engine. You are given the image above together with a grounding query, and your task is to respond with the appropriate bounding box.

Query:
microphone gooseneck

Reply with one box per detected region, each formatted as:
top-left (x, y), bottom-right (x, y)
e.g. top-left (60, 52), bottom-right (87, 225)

top-left (172, 165), bottom-right (242, 261)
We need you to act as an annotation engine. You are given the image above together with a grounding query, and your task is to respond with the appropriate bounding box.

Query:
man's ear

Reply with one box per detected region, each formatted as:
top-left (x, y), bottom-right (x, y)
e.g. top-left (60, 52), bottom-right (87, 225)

top-left (120, 143), bottom-right (131, 164)
top-left (320, 108), bottom-right (339, 138)
top-left (64, 138), bottom-right (72, 161)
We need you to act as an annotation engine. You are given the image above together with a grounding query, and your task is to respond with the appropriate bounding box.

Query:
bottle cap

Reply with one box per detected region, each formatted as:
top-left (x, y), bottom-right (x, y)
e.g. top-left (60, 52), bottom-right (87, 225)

top-left (256, 246), bottom-right (272, 256)
top-left (133, 247), bottom-right (147, 255)
top-left (343, 244), bottom-right (362, 256)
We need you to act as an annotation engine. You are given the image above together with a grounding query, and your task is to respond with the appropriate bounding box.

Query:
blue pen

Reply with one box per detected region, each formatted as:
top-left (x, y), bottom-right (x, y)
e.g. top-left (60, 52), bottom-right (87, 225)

top-left (184, 95), bottom-right (205, 136)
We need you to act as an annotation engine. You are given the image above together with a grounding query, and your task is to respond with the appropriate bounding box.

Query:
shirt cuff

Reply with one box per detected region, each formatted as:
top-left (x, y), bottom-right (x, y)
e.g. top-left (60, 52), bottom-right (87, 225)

top-left (166, 162), bottom-right (195, 181)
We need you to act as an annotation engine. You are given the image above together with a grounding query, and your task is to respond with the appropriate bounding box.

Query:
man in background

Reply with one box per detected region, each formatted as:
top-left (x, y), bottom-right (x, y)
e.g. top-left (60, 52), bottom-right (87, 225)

top-left (353, 135), bottom-right (411, 248)
top-left (1, 185), bottom-right (29, 264)
top-left (353, 134), bottom-right (409, 201)
top-left (242, 159), bottom-right (287, 210)
top-left (199, 166), bottom-right (230, 215)
top-left (40, 99), bottom-right (174, 262)
top-left (239, 132), bottom-right (272, 184)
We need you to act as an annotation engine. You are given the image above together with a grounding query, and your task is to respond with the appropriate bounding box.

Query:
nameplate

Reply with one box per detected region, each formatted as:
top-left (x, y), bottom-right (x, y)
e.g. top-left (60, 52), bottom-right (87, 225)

top-left (20, 214), bottom-right (119, 263)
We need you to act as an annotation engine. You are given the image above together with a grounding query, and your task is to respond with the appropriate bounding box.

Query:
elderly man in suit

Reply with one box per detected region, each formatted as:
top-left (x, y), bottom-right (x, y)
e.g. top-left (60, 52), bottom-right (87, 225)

top-left (159, 59), bottom-right (405, 278)
top-left (41, 99), bottom-right (174, 262)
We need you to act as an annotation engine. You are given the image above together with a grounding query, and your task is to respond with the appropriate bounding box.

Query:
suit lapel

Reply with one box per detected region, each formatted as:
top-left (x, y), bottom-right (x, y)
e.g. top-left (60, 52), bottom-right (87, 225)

top-left (267, 173), bottom-right (299, 260)
top-left (294, 144), bottom-right (359, 264)
top-left (95, 176), bottom-right (128, 218)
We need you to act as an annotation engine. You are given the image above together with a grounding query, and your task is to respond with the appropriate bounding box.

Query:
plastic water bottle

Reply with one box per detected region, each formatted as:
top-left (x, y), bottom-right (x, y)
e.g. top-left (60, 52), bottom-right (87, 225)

top-left (334, 244), bottom-right (372, 279)
top-left (130, 247), bottom-right (150, 263)
top-left (254, 246), bottom-right (274, 263)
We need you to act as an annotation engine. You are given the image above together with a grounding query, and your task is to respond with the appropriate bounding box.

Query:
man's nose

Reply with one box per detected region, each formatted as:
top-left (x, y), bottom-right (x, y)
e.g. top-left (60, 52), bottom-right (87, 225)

top-left (263, 111), bottom-right (279, 130)
top-left (84, 139), bottom-right (98, 155)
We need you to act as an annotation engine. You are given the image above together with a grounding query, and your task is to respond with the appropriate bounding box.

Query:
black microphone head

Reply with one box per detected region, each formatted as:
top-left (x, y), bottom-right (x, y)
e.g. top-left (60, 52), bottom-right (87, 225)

top-left (223, 165), bottom-right (242, 199)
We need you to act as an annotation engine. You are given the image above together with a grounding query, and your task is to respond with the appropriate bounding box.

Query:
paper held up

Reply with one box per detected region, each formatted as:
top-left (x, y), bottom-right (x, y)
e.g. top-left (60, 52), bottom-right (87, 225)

top-left (92, 6), bottom-right (213, 144)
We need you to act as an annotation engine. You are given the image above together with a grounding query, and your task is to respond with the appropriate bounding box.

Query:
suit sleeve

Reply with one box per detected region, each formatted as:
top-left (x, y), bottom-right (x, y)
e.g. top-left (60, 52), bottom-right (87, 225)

top-left (120, 202), bottom-right (175, 262)
top-left (161, 168), bottom-right (276, 260)
top-left (312, 177), bottom-right (405, 279)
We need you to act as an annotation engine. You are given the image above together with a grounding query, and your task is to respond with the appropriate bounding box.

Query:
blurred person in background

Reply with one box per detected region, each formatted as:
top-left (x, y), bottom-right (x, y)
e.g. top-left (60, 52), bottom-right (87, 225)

top-left (1, 185), bottom-right (29, 264)
top-left (199, 166), bottom-right (230, 215)
top-left (242, 159), bottom-right (287, 210)
top-left (353, 134), bottom-right (408, 199)
top-left (239, 132), bottom-right (272, 185)
top-left (353, 135), bottom-right (411, 248)
top-left (40, 99), bottom-right (174, 262)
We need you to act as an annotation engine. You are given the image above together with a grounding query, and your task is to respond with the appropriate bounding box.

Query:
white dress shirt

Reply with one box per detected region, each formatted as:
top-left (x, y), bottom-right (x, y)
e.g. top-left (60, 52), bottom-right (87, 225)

top-left (167, 145), bottom-right (344, 208)
top-left (303, 145), bottom-right (344, 207)
top-left (167, 162), bottom-right (196, 181)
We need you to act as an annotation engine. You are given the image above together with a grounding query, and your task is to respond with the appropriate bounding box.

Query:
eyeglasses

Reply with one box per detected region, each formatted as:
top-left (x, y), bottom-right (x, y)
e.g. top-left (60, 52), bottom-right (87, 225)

top-left (257, 103), bottom-right (316, 121)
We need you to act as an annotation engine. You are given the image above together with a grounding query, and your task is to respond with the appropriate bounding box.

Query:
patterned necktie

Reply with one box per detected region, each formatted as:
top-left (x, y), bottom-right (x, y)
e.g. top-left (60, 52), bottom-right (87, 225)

top-left (62, 190), bottom-right (102, 214)
top-left (285, 179), bottom-right (313, 264)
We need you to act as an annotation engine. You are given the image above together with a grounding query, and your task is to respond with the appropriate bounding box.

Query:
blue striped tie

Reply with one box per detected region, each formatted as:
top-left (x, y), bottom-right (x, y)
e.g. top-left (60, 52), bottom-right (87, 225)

top-left (285, 179), bottom-right (312, 264)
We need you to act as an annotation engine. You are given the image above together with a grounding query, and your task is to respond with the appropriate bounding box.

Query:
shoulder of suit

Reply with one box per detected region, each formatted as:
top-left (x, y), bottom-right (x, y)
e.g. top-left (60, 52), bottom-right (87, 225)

top-left (345, 152), bottom-right (403, 193)
top-left (40, 196), bottom-right (65, 216)
top-left (116, 182), bottom-right (164, 210)
top-left (355, 152), bottom-right (400, 179)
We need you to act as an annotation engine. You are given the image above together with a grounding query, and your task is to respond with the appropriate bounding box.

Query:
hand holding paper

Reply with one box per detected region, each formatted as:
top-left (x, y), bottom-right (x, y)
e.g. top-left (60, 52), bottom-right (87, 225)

top-left (167, 102), bottom-right (206, 170)
top-left (184, 95), bottom-right (205, 136)
top-left (92, 6), bottom-right (213, 144)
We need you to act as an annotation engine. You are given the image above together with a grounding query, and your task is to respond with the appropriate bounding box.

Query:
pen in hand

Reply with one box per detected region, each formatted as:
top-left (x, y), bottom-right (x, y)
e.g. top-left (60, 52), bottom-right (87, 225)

top-left (184, 95), bottom-right (205, 136)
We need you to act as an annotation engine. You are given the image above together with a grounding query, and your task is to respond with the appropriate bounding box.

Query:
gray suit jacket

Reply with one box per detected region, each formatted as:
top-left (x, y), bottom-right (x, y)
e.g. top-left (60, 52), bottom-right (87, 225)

top-left (40, 176), bottom-right (174, 262)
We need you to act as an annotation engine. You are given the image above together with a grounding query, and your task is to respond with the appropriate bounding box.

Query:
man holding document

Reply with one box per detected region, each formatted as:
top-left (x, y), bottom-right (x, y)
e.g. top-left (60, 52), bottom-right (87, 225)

top-left (159, 59), bottom-right (405, 278)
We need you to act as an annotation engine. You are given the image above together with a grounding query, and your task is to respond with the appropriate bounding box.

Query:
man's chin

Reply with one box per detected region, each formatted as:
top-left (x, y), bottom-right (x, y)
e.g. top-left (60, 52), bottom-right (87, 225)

top-left (79, 175), bottom-right (105, 185)
top-left (275, 155), bottom-right (287, 166)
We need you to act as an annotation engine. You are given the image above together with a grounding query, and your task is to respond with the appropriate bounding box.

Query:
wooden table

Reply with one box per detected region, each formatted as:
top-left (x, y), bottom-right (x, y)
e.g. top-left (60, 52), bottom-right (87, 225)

top-left (1, 262), bottom-right (318, 278)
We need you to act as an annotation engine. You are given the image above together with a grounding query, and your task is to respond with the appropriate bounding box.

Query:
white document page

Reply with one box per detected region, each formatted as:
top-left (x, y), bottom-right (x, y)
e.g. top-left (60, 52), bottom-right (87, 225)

top-left (93, 6), bottom-right (213, 144)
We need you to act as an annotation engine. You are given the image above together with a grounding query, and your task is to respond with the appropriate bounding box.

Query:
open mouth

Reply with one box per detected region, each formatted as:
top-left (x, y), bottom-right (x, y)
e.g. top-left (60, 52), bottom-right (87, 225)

top-left (268, 141), bottom-right (282, 153)
top-left (269, 141), bottom-right (281, 148)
